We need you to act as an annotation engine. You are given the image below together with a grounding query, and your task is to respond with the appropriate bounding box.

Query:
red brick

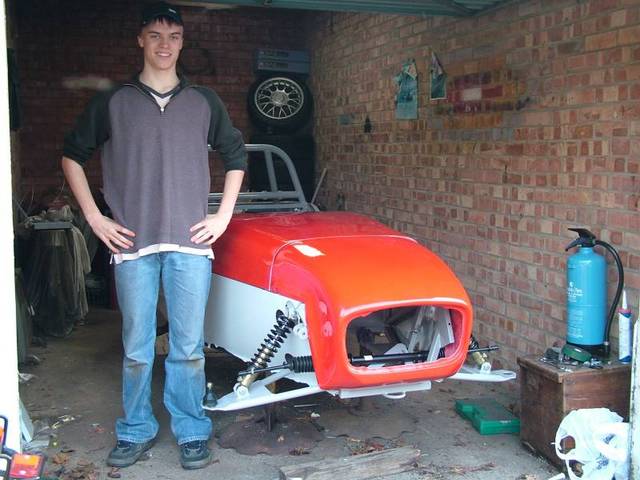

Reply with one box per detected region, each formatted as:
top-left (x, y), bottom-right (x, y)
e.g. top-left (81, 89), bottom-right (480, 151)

top-left (574, 125), bottom-right (593, 138)
top-left (602, 47), bottom-right (624, 64)
top-left (628, 64), bottom-right (640, 80)
top-left (585, 31), bottom-right (618, 50)
top-left (589, 0), bottom-right (619, 15)
top-left (612, 138), bottom-right (631, 154)
top-left (619, 25), bottom-right (640, 45)
top-left (558, 40), bottom-right (583, 55)
top-left (611, 9), bottom-right (628, 28)
top-left (568, 89), bottom-right (598, 104)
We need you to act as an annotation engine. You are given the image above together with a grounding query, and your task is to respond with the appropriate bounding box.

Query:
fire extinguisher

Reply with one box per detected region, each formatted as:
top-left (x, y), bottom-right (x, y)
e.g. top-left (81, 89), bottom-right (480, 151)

top-left (564, 228), bottom-right (624, 356)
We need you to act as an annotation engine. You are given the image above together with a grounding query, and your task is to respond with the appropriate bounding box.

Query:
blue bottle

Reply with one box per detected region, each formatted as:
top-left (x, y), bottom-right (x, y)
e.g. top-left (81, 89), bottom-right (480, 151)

top-left (565, 228), bottom-right (625, 357)
top-left (566, 245), bottom-right (606, 346)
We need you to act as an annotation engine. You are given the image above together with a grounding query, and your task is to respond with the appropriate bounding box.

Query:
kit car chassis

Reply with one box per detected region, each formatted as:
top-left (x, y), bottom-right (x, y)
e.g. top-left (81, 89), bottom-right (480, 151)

top-left (204, 144), bottom-right (515, 411)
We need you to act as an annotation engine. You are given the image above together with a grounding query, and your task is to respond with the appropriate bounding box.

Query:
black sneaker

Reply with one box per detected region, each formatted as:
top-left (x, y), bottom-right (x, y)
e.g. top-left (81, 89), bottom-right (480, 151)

top-left (180, 440), bottom-right (211, 470)
top-left (106, 438), bottom-right (156, 468)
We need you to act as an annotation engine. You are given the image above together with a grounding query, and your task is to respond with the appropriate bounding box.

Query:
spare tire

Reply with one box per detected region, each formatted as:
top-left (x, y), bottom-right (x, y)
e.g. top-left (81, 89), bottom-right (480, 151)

top-left (248, 75), bottom-right (313, 133)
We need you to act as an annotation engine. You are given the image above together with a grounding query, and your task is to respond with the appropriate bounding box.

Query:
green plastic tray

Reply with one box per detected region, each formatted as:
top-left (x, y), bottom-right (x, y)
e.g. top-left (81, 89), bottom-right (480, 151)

top-left (455, 398), bottom-right (521, 435)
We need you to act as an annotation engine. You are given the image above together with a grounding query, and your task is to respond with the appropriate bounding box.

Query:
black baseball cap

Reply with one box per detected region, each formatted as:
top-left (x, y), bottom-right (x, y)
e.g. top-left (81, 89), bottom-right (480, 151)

top-left (141, 2), bottom-right (183, 26)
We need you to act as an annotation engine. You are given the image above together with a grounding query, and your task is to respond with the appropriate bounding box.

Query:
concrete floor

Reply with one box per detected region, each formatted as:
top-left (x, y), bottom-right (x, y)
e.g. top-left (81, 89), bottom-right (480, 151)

top-left (20, 308), bottom-right (560, 480)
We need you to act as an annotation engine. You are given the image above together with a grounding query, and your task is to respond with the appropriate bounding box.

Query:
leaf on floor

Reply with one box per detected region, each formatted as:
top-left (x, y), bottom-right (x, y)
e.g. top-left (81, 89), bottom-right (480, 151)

top-left (289, 448), bottom-right (311, 456)
top-left (51, 452), bottom-right (70, 465)
top-left (107, 467), bottom-right (121, 479)
top-left (59, 460), bottom-right (97, 480)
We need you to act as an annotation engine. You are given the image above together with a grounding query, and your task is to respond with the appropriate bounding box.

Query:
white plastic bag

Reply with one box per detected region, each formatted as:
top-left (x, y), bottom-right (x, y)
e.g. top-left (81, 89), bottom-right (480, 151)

top-left (554, 408), bottom-right (626, 480)
top-left (592, 422), bottom-right (630, 480)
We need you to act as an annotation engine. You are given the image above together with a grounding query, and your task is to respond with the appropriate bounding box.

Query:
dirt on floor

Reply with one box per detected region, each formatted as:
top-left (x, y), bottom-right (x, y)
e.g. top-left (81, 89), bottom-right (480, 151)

top-left (18, 308), bottom-right (560, 480)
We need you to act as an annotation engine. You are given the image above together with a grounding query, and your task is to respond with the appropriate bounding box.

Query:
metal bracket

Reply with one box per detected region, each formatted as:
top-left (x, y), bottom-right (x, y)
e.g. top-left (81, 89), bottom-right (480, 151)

top-left (451, 365), bottom-right (516, 382)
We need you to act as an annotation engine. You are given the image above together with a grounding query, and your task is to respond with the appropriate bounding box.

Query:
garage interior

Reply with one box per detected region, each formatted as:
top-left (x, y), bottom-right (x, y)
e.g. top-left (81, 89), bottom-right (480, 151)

top-left (6, 0), bottom-right (640, 479)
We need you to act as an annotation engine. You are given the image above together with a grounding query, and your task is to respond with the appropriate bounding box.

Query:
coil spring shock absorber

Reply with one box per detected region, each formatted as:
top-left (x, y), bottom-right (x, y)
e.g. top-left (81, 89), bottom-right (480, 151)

top-left (237, 310), bottom-right (297, 390)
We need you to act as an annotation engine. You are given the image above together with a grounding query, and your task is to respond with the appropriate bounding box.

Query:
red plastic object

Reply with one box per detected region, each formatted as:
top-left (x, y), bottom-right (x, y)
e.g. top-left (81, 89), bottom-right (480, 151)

top-left (8, 453), bottom-right (44, 479)
top-left (213, 211), bottom-right (473, 389)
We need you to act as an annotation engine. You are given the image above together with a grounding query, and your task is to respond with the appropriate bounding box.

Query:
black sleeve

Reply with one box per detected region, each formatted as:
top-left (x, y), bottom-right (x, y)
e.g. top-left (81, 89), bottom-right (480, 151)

top-left (62, 89), bottom-right (113, 165)
top-left (195, 86), bottom-right (247, 172)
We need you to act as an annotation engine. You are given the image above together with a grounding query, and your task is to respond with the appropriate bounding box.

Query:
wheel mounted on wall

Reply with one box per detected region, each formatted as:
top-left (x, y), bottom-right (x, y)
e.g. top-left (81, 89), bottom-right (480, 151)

top-left (248, 75), bottom-right (313, 133)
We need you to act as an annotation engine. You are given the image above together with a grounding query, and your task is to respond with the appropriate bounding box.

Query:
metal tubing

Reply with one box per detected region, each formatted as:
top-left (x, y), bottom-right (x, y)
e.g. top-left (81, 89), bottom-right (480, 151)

top-left (264, 150), bottom-right (278, 193)
top-left (350, 351), bottom-right (430, 365)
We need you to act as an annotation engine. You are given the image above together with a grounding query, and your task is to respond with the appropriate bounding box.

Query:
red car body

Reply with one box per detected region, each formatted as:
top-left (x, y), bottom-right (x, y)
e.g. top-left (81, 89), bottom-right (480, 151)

top-left (213, 211), bottom-right (472, 389)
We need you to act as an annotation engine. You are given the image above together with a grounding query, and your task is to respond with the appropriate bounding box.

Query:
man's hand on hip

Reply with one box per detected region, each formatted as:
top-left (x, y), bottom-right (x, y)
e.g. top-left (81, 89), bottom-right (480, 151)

top-left (190, 213), bottom-right (232, 245)
top-left (87, 212), bottom-right (136, 254)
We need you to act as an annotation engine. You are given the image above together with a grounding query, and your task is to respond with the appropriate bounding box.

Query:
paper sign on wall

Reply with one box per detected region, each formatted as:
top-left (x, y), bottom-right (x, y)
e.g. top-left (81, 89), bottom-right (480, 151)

top-left (394, 59), bottom-right (418, 120)
top-left (430, 52), bottom-right (446, 100)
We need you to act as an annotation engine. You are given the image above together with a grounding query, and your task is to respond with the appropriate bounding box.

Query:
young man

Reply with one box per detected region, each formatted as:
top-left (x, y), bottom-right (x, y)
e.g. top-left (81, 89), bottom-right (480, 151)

top-left (61, 2), bottom-right (246, 470)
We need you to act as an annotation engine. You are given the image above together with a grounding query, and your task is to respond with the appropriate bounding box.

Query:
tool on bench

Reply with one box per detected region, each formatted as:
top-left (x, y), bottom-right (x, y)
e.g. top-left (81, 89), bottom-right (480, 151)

top-left (540, 347), bottom-right (573, 372)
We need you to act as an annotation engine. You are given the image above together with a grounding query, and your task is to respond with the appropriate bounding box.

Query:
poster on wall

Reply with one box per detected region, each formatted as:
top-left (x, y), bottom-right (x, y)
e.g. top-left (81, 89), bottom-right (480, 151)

top-left (394, 59), bottom-right (418, 120)
top-left (430, 52), bottom-right (446, 100)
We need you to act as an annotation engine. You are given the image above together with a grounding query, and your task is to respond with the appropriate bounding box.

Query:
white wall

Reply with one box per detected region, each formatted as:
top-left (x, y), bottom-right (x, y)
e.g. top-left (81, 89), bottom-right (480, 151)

top-left (0, 0), bottom-right (21, 451)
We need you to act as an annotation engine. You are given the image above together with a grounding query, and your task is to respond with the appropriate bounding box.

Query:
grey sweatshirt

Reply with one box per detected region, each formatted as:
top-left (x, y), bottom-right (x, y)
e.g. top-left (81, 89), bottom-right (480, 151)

top-left (63, 76), bottom-right (247, 255)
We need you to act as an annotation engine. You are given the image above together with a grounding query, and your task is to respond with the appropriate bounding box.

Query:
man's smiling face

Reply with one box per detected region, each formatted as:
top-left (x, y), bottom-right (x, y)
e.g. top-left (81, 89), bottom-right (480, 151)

top-left (138, 19), bottom-right (184, 73)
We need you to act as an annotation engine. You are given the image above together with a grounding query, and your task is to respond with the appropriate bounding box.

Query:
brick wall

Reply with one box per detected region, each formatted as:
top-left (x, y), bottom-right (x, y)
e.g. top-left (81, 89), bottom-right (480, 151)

top-left (307, 0), bottom-right (640, 368)
top-left (14, 0), bottom-right (306, 202)
top-left (13, 0), bottom-right (640, 369)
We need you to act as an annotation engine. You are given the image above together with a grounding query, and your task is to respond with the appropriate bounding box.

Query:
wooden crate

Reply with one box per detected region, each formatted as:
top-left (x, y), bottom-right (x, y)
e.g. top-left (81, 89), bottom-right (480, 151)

top-left (518, 355), bottom-right (631, 468)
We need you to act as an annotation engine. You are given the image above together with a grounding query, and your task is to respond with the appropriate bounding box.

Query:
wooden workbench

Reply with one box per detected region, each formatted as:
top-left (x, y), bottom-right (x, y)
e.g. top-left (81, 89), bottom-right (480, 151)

top-left (517, 354), bottom-right (631, 468)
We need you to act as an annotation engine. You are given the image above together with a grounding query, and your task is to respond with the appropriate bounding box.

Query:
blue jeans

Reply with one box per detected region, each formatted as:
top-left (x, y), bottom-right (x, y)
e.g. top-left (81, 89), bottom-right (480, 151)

top-left (114, 252), bottom-right (212, 445)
